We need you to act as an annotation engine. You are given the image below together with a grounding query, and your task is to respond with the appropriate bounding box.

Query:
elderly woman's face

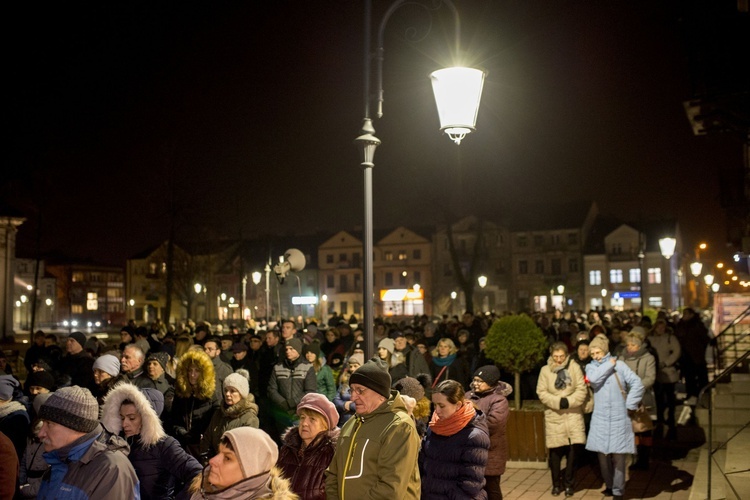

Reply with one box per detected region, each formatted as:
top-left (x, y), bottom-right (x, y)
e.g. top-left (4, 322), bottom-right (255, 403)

top-left (298, 411), bottom-right (327, 446)
top-left (626, 341), bottom-right (640, 354)
top-left (551, 349), bottom-right (567, 366)
top-left (590, 347), bottom-right (605, 361)
top-left (208, 444), bottom-right (244, 490)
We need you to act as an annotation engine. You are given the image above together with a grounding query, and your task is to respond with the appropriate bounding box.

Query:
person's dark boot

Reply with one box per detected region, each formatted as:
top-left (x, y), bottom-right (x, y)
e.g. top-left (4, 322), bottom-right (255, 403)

top-left (630, 445), bottom-right (650, 470)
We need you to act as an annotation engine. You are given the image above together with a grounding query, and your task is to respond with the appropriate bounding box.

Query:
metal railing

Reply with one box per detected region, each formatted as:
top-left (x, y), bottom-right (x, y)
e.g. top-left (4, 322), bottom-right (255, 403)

top-left (698, 304), bottom-right (750, 500)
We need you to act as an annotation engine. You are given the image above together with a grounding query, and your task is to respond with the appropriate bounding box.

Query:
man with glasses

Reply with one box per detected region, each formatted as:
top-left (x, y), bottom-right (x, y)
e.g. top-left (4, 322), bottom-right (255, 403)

top-left (325, 358), bottom-right (420, 499)
top-left (203, 336), bottom-right (232, 385)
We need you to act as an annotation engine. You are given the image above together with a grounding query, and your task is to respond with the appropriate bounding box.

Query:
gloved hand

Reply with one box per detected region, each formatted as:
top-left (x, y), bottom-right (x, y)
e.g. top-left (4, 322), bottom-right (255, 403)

top-left (174, 426), bottom-right (189, 437)
top-left (560, 397), bottom-right (569, 409)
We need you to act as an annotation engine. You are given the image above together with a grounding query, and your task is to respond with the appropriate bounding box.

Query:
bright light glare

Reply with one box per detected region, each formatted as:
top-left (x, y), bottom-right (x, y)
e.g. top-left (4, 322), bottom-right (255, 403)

top-left (430, 67), bottom-right (485, 144)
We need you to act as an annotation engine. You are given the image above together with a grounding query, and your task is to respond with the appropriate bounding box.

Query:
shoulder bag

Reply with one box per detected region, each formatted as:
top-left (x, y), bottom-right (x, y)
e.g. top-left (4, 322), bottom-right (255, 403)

top-left (614, 371), bottom-right (653, 433)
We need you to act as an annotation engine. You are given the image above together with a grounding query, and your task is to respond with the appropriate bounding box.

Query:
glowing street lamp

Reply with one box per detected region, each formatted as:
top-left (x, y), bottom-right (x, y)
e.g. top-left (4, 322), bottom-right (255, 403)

top-left (690, 262), bottom-right (703, 277)
top-left (477, 276), bottom-right (488, 288)
top-left (659, 238), bottom-right (676, 260)
top-left (704, 274), bottom-right (714, 286)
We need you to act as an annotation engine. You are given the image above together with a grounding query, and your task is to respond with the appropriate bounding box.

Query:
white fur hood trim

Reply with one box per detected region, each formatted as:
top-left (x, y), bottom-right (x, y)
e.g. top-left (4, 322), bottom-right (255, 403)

top-left (100, 382), bottom-right (166, 447)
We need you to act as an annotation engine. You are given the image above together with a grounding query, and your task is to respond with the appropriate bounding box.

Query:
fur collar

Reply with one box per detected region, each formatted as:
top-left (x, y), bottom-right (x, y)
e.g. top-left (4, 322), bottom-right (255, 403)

top-left (175, 349), bottom-right (216, 399)
top-left (101, 382), bottom-right (165, 447)
top-left (281, 425), bottom-right (340, 452)
top-left (222, 394), bottom-right (259, 419)
top-left (190, 466), bottom-right (297, 499)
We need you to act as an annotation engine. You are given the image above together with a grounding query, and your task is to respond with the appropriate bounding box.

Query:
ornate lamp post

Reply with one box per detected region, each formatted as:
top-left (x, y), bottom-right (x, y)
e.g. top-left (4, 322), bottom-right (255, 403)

top-left (659, 237), bottom-right (676, 311)
top-left (357, 0), bottom-right (484, 358)
top-left (690, 261), bottom-right (703, 308)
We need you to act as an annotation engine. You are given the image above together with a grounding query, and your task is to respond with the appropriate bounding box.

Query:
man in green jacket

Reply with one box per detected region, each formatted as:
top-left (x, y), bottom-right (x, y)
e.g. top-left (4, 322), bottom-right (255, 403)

top-left (325, 358), bottom-right (420, 499)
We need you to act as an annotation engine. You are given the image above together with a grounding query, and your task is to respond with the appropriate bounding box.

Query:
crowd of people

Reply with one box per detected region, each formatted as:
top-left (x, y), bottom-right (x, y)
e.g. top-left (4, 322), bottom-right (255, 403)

top-left (0, 306), bottom-right (714, 499)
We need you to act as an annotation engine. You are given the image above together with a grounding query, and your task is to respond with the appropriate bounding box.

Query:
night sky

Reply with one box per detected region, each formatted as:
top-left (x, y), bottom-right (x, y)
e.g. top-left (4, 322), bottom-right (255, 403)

top-left (6, 1), bottom-right (745, 267)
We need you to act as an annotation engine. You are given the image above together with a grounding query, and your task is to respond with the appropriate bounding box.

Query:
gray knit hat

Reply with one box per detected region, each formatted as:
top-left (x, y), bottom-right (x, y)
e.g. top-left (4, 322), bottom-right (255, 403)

top-left (92, 354), bottom-right (121, 377)
top-left (224, 372), bottom-right (250, 398)
top-left (394, 376), bottom-right (425, 401)
top-left (38, 386), bottom-right (99, 433)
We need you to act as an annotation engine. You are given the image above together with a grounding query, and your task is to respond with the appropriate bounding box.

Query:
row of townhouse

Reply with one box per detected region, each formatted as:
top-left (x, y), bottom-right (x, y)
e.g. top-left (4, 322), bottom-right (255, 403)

top-left (1, 201), bottom-right (686, 334)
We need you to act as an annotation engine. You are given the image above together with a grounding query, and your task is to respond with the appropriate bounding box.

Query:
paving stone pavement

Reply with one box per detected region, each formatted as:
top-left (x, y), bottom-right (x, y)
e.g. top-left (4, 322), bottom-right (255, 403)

top-left (501, 423), bottom-right (703, 500)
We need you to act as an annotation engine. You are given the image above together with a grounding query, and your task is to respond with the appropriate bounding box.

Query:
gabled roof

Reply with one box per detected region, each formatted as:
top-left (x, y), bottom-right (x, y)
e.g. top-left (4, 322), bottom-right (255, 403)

top-left (506, 200), bottom-right (596, 231)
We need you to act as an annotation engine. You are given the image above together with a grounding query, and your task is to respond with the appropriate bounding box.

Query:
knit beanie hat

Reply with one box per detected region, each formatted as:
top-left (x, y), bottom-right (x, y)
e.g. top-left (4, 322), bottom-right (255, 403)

top-left (474, 365), bottom-right (501, 387)
top-left (223, 427), bottom-right (278, 478)
top-left (378, 338), bottom-right (395, 355)
top-left (68, 331), bottom-right (87, 349)
top-left (589, 334), bottom-right (610, 354)
top-left (140, 387), bottom-right (165, 417)
top-left (297, 392), bottom-right (339, 429)
top-left (39, 386), bottom-right (99, 433)
top-left (348, 353), bottom-right (365, 366)
top-left (394, 376), bottom-right (425, 401)
top-left (26, 371), bottom-right (56, 392)
top-left (303, 341), bottom-right (321, 358)
top-left (33, 391), bottom-right (53, 416)
top-left (93, 354), bottom-right (121, 377)
top-left (349, 358), bottom-right (391, 398)
top-left (147, 352), bottom-right (170, 372)
top-left (285, 337), bottom-right (303, 356)
top-left (224, 372), bottom-right (250, 398)
top-left (0, 375), bottom-right (19, 401)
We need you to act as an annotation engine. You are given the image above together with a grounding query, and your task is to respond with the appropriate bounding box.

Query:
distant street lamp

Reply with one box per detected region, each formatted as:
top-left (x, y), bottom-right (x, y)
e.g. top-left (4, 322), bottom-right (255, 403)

top-left (704, 274), bottom-right (714, 286)
top-left (357, 0), bottom-right (485, 359)
top-left (478, 276), bottom-right (488, 288)
top-left (690, 261), bottom-right (703, 307)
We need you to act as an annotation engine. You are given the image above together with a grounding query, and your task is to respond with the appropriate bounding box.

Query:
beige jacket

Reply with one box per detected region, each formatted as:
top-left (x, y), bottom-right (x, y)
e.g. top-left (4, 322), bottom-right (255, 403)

top-left (536, 357), bottom-right (588, 449)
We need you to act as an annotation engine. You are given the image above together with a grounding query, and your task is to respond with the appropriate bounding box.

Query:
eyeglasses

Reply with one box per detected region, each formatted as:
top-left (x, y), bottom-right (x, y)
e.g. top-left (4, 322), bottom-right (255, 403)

top-left (351, 386), bottom-right (367, 396)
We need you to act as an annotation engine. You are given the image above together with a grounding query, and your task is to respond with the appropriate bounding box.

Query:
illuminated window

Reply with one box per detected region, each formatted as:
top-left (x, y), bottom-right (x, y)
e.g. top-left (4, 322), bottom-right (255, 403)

top-left (72, 272), bottom-right (84, 282)
top-left (629, 269), bottom-right (641, 283)
top-left (648, 268), bottom-right (662, 284)
top-left (384, 252), bottom-right (393, 261)
top-left (398, 251), bottom-right (408, 261)
top-left (610, 269), bottom-right (623, 284)
top-left (589, 270), bottom-right (601, 285)
top-left (71, 304), bottom-right (83, 314)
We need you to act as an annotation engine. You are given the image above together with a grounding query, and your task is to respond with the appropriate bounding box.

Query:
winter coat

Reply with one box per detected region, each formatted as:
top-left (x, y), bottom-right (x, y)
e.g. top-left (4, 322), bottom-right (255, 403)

top-left (58, 351), bottom-right (96, 391)
top-left (585, 354), bottom-right (644, 455)
top-left (398, 345), bottom-right (431, 379)
top-left (102, 383), bottom-right (203, 499)
top-left (0, 400), bottom-right (30, 458)
top-left (277, 426), bottom-right (339, 500)
top-left (536, 357), bottom-right (587, 449)
top-left (467, 381), bottom-right (512, 476)
top-left (19, 421), bottom-right (48, 498)
top-left (325, 390), bottom-right (421, 499)
top-left (622, 346), bottom-right (657, 416)
top-left (189, 466), bottom-right (298, 500)
top-left (200, 395), bottom-right (260, 456)
top-left (37, 424), bottom-right (140, 500)
top-left (429, 353), bottom-right (471, 390)
top-left (314, 364), bottom-right (336, 401)
top-left (649, 332), bottom-right (681, 384)
top-left (419, 411), bottom-right (490, 500)
top-left (211, 357), bottom-right (233, 385)
top-left (168, 350), bottom-right (221, 453)
top-left (268, 358), bottom-right (316, 411)
top-left (675, 316), bottom-right (711, 365)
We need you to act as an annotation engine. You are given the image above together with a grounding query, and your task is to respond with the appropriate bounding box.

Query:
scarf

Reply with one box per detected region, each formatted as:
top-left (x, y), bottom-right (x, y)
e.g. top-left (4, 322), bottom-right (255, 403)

top-left (0, 400), bottom-right (26, 419)
top-left (550, 357), bottom-right (572, 390)
top-left (432, 353), bottom-right (457, 367)
top-left (429, 399), bottom-right (475, 436)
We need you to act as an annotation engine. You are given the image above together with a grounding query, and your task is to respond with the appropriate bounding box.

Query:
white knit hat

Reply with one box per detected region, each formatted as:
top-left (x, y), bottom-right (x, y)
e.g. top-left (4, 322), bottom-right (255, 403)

top-left (223, 372), bottom-right (249, 398)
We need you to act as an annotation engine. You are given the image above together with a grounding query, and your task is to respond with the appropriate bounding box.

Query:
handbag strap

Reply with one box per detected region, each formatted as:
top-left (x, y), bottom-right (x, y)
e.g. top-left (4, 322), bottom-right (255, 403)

top-left (613, 372), bottom-right (627, 401)
top-left (432, 365), bottom-right (448, 388)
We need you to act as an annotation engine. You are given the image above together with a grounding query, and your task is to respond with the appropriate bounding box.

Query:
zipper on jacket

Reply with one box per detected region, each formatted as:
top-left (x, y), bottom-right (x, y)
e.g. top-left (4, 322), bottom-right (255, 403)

top-left (341, 416), bottom-right (363, 498)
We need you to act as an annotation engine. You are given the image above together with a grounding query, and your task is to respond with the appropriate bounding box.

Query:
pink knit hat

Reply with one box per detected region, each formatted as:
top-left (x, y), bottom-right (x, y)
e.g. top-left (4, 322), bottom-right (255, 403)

top-left (297, 393), bottom-right (339, 429)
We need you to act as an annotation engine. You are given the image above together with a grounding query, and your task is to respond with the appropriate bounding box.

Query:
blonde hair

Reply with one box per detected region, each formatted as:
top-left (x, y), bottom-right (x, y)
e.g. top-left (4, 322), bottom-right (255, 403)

top-left (431, 338), bottom-right (458, 357)
top-left (298, 408), bottom-right (329, 431)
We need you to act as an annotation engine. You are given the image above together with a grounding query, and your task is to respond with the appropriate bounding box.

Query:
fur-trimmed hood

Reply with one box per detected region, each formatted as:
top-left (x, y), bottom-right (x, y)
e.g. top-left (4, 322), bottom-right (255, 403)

top-left (176, 349), bottom-right (217, 400)
top-left (280, 424), bottom-right (340, 451)
top-left (222, 394), bottom-right (259, 419)
top-left (101, 382), bottom-right (166, 447)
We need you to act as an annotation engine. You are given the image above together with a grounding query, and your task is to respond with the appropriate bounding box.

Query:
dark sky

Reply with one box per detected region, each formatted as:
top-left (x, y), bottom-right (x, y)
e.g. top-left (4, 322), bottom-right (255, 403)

top-left (5, 1), bottom-right (745, 267)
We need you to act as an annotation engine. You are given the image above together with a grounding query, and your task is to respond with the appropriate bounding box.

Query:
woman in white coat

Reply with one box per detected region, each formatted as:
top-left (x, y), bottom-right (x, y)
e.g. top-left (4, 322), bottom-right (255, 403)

top-left (585, 335), bottom-right (644, 500)
top-left (536, 342), bottom-right (587, 497)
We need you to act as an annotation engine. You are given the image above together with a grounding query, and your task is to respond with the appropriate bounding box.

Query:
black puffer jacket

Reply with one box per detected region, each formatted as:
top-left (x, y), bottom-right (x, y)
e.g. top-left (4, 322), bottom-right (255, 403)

top-left (277, 426), bottom-right (339, 500)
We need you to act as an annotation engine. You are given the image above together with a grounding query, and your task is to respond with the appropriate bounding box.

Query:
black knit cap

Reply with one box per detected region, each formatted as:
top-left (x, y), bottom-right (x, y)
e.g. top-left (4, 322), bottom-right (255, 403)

top-left (349, 358), bottom-right (391, 398)
top-left (26, 371), bottom-right (56, 391)
top-left (38, 386), bottom-right (99, 433)
top-left (473, 365), bottom-right (501, 387)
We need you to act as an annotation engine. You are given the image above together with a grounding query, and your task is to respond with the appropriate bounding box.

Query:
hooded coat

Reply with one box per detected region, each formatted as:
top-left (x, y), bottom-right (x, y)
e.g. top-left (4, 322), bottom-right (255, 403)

top-left (325, 390), bottom-right (421, 500)
top-left (200, 395), bottom-right (260, 456)
top-left (622, 345), bottom-right (657, 417)
top-left (168, 350), bottom-right (221, 453)
top-left (585, 354), bottom-right (644, 455)
top-left (278, 426), bottom-right (339, 500)
top-left (101, 382), bottom-right (203, 499)
top-left (536, 356), bottom-right (588, 449)
top-left (467, 380), bottom-right (513, 476)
